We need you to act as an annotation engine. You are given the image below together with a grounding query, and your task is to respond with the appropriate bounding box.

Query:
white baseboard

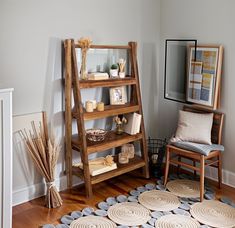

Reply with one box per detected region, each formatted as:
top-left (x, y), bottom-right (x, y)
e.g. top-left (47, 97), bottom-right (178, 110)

top-left (205, 166), bottom-right (235, 188)
top-left (12, 176), bottom-right (68, 206)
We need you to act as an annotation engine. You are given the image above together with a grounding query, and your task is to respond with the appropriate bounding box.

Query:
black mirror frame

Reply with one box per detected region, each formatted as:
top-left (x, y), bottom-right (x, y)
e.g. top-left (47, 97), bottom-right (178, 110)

top-left (164, 39), bottom-right (197, 103)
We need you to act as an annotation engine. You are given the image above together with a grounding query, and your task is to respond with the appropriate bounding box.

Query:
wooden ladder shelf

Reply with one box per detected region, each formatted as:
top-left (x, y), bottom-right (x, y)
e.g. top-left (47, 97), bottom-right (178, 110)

top-left (64, 39), bottom-right (149, 197)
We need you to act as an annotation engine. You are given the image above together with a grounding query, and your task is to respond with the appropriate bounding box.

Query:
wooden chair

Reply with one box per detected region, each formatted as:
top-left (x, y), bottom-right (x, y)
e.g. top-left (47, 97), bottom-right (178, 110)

top-left (164, 106), bottom-right (224, 201)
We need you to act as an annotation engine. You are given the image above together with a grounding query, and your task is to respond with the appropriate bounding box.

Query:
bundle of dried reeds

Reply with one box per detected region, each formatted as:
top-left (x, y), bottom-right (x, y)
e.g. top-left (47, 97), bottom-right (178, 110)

top-left (20, 112), bottom-right (63, 208)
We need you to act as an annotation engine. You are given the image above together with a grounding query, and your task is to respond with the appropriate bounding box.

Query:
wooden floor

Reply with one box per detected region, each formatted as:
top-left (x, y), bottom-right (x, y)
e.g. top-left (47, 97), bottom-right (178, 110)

top-left (12, 172), bottom-right (235, 228)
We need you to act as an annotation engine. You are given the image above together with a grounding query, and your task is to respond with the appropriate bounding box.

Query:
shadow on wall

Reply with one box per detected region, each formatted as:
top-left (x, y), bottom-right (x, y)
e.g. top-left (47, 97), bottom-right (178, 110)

top-left (140, 42), bottom-right (159, 138)
top-left (43, 37), bottom-right (65, 187)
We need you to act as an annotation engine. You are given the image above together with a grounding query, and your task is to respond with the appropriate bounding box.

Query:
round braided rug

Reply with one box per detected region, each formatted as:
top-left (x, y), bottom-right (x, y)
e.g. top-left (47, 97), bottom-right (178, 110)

top-left (155, 214), bottom-right (200, 228)
top-left (190, 200), bottom-right (235, 228)
top-left (107, 202), bottom-right (151, 226)
top-left (138, 190), bottom-right (180, 211)
top-left (69, 215), bottom-right (116, 228)
top-left (166, 179), bottom-right (200, 198)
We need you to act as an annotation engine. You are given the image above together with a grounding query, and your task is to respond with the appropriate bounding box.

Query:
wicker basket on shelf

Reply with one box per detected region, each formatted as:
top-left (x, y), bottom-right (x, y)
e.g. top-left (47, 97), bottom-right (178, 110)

top-left (86, 129), bottom-right (107, 142)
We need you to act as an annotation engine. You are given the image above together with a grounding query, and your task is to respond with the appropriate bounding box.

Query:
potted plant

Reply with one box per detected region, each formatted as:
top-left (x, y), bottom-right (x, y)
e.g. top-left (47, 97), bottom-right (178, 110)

top-left (110, 64), bottom-right (118, 77)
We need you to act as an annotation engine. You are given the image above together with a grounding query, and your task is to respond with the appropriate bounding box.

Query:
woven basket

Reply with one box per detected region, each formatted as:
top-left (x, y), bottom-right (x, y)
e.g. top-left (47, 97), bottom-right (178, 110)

top-left (86, 129), bottom-right (107, 142)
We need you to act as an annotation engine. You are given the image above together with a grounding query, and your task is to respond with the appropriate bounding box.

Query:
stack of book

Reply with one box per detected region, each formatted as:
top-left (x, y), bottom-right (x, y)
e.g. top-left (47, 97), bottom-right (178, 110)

top-left (87, 72), bottom-right (109, 80)
top-left (124, 113), bottom-right (142, 135)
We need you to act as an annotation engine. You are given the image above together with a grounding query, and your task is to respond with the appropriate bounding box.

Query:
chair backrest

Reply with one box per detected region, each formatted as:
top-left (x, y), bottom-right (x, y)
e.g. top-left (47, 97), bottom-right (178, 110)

top-left (183, 105), bottom-right (224, 145)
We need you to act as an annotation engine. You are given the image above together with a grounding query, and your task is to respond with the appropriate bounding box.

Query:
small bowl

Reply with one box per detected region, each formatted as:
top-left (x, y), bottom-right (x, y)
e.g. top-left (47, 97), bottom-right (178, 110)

top-left (86, 129), bottom-right (107, 142)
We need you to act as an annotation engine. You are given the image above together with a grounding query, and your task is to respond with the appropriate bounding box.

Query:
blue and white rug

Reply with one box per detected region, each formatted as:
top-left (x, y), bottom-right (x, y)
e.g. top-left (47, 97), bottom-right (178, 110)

top-left (43, 174), bottom-right (235, 228)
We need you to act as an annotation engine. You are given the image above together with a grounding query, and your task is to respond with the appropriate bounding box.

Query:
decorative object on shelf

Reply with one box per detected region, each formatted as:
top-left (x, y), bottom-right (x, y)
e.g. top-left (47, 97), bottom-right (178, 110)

top-left (118, 144), bottom-right (135, 164)
top-left (90, 100), bottom-right (97, 109)
top-left (118, 152), bottom-right (129, 164)
top-left (87, 72), bottom-right (109, 80)
top-left (85, 100), bottom-right (94, 112)
top-left (20, 112), bottom-right (63, 208)
top-left (113, 116), bottom-right (127, 135)
top-left (89, 155), bottom-right (114, 166)
top-left (109, 64), bottom-right (118, 78)
top-left (86, 128), bottom-right (107, 141)
top-left (97, 102), bottom-right (105, 111)
top-left (109, 86), bottom-right (127, 105)
top-left (124, 113), bottom-right (141, 135)
top-left (118, 58), bottom-right (126, 78)
top-left (78, 37), bottom-right (92, 80)
top-left (121, 143), bottom-right (135, 159)
top-left (74, 155), bottom-right (117, 176)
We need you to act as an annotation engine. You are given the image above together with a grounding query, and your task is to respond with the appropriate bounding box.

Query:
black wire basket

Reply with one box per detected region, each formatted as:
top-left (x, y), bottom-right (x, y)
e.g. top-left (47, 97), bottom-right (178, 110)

top-left (148, 137), bottom-right (167, 178)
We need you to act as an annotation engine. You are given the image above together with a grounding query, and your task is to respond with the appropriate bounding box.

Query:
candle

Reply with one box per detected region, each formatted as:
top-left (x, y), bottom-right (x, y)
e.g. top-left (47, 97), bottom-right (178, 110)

top-left (97, 102), bottom-right (104, 111)
top-left (90, 100), bottom-right (97, 109)
top-left (85, 101), bottom-right (94, 112)
top-left (118, 153), bottom-right (129, 164)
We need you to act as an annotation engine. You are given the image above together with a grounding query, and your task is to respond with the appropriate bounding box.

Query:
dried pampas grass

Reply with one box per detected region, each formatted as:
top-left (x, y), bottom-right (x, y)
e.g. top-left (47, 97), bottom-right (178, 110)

top-left (20, 112), bottom-right (62, 208)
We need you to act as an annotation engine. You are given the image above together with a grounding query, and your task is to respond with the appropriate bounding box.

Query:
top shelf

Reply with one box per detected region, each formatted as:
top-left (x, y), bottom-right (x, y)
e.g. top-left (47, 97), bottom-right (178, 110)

top-left (79, 77), bottom-right (136, 89)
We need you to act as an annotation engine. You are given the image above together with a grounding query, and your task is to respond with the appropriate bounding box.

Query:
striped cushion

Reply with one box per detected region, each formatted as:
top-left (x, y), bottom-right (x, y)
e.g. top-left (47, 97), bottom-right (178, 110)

top-left (171, 141), bottom-right (224, 156)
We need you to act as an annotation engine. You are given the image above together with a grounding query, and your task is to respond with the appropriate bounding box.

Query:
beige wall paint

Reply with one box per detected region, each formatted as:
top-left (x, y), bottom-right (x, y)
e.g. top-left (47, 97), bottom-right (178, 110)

top-left (159, 0), bottom-right (235, 173)
top-left (0, 0), bottom-right (160, 204)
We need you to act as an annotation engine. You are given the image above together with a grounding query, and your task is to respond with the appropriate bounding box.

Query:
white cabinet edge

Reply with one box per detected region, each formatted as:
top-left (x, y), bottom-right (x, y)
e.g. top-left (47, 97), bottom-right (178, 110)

top-left (0, 88), bottom-right (13, 228)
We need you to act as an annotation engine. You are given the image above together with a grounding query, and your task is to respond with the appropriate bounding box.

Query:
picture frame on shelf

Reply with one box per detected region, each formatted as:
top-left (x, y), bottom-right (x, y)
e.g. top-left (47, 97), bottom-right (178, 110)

top-left (187, 45), bottom-right (223, 108)
top-left (109, 86), bottom-right (127, 105)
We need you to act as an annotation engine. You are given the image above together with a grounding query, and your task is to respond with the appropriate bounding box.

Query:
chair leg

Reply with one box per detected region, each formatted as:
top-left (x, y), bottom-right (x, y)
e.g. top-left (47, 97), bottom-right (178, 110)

top-left (200, 155), bottom-right (205, 202)
top-left (218, 152), bottom-right (222, 189)
top-left (164, 147), bottom-right (170, 186)
top-left (177, 156), bottom-right (181, 175)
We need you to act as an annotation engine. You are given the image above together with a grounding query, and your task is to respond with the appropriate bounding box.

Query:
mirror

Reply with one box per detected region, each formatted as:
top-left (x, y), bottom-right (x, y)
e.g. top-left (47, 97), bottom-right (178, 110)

top-left (164, 39), bottom-right (197, 103)
top-left (164, 39), bottom-right (223, 110)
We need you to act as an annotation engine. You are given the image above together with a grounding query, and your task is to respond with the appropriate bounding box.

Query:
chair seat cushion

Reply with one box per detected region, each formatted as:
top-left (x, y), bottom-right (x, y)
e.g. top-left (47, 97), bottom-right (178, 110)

top-left (171, 141), bottom-right (224, 156)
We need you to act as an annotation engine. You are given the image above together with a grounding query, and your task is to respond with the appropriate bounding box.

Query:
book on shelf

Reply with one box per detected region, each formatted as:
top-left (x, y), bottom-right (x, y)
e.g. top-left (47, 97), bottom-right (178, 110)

top-left (124, 113), bottom-right (141, 135)
top-left (74, 157), bottom-right (117, 176)
top-left (87, 72), bottom-right (109, 80)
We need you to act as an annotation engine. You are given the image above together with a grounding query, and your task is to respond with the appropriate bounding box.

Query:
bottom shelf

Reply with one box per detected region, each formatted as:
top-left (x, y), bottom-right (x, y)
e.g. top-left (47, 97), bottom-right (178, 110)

top-left (72, 155), bottom-right (146, 185)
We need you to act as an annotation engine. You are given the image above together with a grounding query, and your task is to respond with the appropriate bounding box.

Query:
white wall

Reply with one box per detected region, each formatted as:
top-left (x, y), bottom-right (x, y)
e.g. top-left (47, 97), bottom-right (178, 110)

top-left (159, 0), bottom-right (235, 178)
top-left (4, 0), bottom-right (235, 205)
top-left (0, 0), bottom-right (160, 205)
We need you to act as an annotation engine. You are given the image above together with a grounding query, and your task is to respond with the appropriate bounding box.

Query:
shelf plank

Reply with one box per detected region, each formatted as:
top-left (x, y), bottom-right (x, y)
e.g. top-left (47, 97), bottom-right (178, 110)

top-left (72, 155), bottom-right (145, 185)
top-left (79, 77), bottom-right (136, 89)
top-left (72, 104), bottom-right (139, 121)
top-left (72, 131), bottom-right (143, 154)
